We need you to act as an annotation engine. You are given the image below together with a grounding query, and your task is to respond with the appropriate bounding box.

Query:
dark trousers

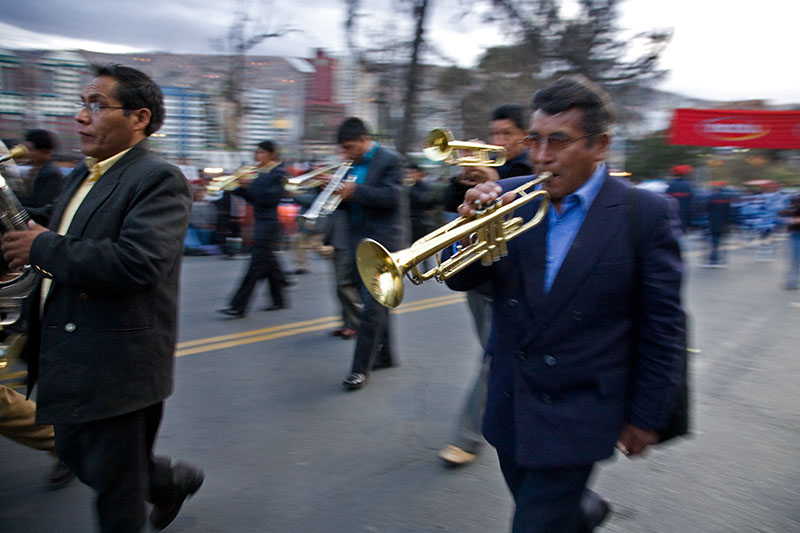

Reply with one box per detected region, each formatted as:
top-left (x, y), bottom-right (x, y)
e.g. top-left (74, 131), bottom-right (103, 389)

top-left (498, 453), bottom-right (594, 533)
top-left (230, 240), bottom-right (286, 311)
top-left (333, 246), bottom-right (362, 330)
top-left (350, 278), bottom-right (393, 374)
top-left (54, 403), bottom-right (178, 533)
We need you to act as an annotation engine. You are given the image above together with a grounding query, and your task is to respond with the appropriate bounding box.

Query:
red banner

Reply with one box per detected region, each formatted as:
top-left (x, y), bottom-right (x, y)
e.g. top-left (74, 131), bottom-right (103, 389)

top-left (669, 108), bottom-right (800, 149)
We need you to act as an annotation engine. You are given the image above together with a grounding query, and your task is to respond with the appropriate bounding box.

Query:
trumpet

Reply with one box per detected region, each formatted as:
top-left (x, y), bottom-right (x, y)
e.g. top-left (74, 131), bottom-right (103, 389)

top-left (285, 163), bottom-right (340, 193)
top-left (423, 128), bottom-right (506, 167)
top-left (0, 144), bottom-right (29, 164)
top-left (356, 172), bottom-right (552, 308)
top-left (301, 161), bottom-right (353, 229)
top-left (206, 165), bottom-right (258, 193)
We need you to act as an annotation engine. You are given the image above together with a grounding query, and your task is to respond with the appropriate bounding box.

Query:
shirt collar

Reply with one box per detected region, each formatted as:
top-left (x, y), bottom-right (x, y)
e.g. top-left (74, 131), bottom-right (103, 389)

top-left (359, 142), bottom-right (379, 165)
top-left (84, 146), bottom-right (134, 180)
top-left (563, 162), bottom-right (607, 215)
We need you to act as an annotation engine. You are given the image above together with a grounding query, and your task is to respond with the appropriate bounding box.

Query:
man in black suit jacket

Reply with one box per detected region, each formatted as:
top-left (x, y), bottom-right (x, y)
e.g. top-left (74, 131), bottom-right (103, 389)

top-left (19, 129), bottom-right (63, 216)
top-left (448, 76), bottom-right (686, 532)
top-left (335, 118), bottom-right (404, 390)
top-left (2, 64), bottom-right (202, 532)
top-left (218, 140), bottom-right (288, 316)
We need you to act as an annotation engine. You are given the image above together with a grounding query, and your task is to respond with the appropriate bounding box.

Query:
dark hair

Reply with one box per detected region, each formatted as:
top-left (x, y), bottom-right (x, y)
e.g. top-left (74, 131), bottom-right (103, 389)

top-left (257, 140), bottom-right (278, 154)
top-left (491, 103), bottom-right (527, 131)
top-left (91, 64), bottom-right (165, 136)
top-left (405, 161), bottom-right (421, 171)
top-left (336, 117), bottom-right (370, 144)
top-left (532, 75), bottom-right (615, 136)
top-left (24, 129), bottom-right (57, 151)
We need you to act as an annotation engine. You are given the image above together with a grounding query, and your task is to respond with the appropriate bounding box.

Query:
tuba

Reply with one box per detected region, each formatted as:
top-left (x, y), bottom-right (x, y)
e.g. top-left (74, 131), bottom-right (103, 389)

top-left (0, 173), bottom-right (38, 325)
top-left (356, 172), bottom-right (552, 308)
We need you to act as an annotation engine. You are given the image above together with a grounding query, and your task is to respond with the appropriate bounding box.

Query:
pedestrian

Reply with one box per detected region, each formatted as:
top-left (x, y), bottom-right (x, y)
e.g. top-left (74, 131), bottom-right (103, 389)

top-left (0, 63), bottom-right (203, 532)
top-left (779, 193), bottom-right (800, 289)
top-left (217, 140), bottom-right (289, 316)
top-left (447, 75), bottom-right (687, 532)
top-left (705, 181), bottom-right (733, 267)
top-left (336, 117), bottom-right (404, 390)
top-left (438, 103), bottom-right (532, 467)
top-left (665, 164), bottom-right (694, 252)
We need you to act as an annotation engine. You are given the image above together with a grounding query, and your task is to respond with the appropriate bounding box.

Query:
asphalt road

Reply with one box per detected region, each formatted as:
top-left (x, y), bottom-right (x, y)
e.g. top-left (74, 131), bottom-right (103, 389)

top-left (1, 232), bottom-right (798, 532)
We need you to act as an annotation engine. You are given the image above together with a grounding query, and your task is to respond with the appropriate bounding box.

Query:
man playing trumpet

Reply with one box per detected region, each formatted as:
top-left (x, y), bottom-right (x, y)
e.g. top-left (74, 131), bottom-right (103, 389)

top-left (445, 76), bottom-right (686, 532)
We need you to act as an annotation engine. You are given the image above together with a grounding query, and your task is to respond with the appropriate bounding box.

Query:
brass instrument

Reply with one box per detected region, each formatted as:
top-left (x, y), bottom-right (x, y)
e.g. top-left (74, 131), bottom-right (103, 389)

top-left (423, 128), bottom-right (506, 167)
top-left (0, 144), bottom-right (28, 164)
top-left (301, 161), bottom-right (354, 229)
top-left (0, 173), bottom-right (37, 323)
top-left (206, 165), bottom-right (258, 193)
top-left (285, 163), bottom-right (340, 193)
top-left (356, 171), bottom-right (552, 308)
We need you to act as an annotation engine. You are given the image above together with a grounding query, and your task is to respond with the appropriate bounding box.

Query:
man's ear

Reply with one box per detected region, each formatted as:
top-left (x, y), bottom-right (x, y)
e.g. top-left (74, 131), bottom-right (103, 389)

top-left (593, 132), bottom-right (611, 161)
top-left (131, 108), bottom-right (152, 134)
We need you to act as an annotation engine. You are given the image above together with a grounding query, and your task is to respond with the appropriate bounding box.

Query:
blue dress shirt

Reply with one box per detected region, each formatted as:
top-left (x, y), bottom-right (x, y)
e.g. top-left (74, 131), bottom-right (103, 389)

top-left (544, 163), bottom-right (607, 293)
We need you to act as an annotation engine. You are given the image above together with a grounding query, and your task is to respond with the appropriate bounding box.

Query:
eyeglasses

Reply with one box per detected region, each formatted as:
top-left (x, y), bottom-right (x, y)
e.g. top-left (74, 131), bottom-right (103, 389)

top-left (520, 133), bottom-right (595, 152)
top-left (75, 102), bottom-right (126, 115)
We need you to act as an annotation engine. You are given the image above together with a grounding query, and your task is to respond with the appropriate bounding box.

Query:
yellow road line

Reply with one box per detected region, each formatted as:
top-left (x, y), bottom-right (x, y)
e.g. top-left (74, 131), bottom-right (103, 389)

top-left (176, 293), bottom-right (467, 357)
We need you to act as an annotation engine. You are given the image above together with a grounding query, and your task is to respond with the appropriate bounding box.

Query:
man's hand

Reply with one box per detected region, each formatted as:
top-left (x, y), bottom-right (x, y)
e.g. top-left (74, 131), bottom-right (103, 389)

top-left (455, 166), bottom-right (499, 187)
top-left (1, 220), bottom-right (49, 271)
top-left (338, 181), bottom-right (357, 202)
top-left (458, 182), bottom-right (516, 218)
top-left (616, 423), bottom-right (659, 458)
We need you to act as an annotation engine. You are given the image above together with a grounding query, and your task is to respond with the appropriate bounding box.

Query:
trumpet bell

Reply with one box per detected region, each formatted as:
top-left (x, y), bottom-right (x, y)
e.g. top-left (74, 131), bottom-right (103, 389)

top-left (356, 239), bottom-right (405, 308)
top-left (422, 128), bottom-right (454, 162)
top-left (423, 127), bottom-right (506, 167)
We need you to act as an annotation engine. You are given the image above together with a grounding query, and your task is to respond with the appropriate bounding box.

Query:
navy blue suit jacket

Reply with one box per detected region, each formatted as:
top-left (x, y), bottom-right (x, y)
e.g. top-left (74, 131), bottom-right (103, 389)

top-left (233, 163), bottom-right (286, 244)
top-left (446, 171), bottom-right (685, 468)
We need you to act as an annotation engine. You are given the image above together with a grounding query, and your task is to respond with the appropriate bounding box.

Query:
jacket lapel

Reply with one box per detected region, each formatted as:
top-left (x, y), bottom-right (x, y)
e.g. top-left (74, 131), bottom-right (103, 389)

top-left (64, 143), bottom-right (146, 236)
top-left (526, 176), bottom-right (628, 341)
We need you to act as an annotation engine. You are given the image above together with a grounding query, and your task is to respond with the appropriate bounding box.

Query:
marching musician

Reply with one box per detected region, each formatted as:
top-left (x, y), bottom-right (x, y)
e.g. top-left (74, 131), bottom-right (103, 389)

top-left (217, 140), bottom-right (289, 317)
top-left (438, 103), bottom-right (532, 467)
top-left (444, 76), bottom-right (686, 532)
top-left (1, 64), bottom-right (203, 532)
top-left (335, 117), bottom-right (404, 390)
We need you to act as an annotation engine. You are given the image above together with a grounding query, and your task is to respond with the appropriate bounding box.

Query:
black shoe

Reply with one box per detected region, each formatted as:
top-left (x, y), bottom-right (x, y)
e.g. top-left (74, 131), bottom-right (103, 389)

top-left (342, 372), bottom-right (367, 390)
top-left (47, 460), bottom-right (76, 491)
top-left (150, 462), bottom-right (204, 530)
top-left (216, 307), bottom-right (244, 318)
top-left (294, 268), bottom-right (308, 275)
top-left (581, 490), bottom-right (611, 530)
top-left (263, 303), bottom-right (287, 311)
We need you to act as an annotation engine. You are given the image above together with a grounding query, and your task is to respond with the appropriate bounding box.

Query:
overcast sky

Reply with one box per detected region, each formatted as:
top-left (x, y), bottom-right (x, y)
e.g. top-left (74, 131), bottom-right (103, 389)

top-left (2, 0), bottom-right (799, 104)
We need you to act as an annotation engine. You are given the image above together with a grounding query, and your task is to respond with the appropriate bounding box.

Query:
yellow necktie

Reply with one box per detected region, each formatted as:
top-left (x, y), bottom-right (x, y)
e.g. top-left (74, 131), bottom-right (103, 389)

top-left (87, 165), bottom-right (102, 183)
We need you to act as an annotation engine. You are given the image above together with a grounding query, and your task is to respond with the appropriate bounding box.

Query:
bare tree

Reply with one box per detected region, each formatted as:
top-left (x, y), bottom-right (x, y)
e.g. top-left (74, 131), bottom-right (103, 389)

top-left (342, 0), bottom-right (434, 154)
top-left (211, 0), bottom-right (295, 149)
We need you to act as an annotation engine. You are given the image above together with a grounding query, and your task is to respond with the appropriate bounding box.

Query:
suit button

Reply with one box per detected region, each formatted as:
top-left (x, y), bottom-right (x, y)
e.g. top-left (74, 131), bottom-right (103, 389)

top-left (516, 350), bottom-right (527, 361)
top-left (541, 393), bottom-right (552, 404)
top-left (64, 323), bottom-right (76, 332)
top-left (542, 354), bottom-right (556, 366)
top-left (571, 311), bottom-right (582, 322)
top-left (79, 293), bottom-right (89, 301)
top-left (503, 388), bottom-right (512, 398)
top-left (508, 298), bottom-right (519, 308)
